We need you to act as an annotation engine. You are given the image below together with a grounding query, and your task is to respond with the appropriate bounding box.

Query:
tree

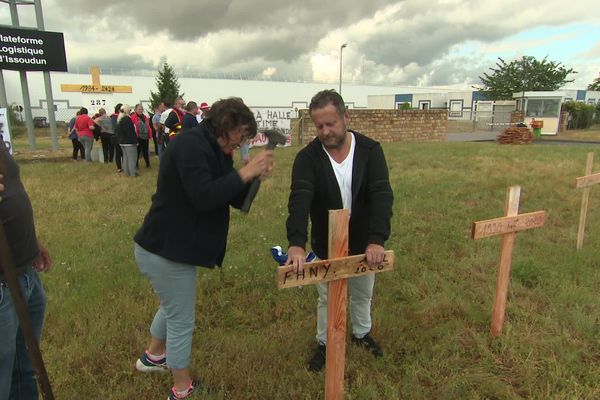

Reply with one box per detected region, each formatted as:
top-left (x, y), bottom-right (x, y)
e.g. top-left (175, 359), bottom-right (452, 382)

top-left (477, 56), bottom-right (576, 100)
top-left (149, 61), bottom-right (182, 110)
top-left (588, 72), bottom-right (600, 91)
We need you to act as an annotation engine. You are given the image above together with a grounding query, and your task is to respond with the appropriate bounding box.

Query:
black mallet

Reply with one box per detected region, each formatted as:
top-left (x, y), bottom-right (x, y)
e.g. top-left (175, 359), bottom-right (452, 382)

top-left (240, 129), bottom-right (287, 213)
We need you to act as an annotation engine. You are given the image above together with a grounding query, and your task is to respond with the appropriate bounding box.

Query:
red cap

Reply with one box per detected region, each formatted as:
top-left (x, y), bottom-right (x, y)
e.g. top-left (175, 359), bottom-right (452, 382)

top-left (200, 102), bottom-right (209, 110)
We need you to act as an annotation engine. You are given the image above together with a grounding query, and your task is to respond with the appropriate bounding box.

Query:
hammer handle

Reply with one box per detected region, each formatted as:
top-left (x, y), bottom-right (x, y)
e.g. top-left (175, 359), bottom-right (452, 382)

top-left (240, 141), bottom-right (277, 213)
top-left (240, 177), bottom-right (261, 213)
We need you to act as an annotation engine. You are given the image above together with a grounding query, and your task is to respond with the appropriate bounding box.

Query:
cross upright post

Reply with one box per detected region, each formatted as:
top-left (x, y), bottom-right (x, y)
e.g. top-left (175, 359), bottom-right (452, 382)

top-left (576, 152), bottom-right (600, 250)
top-left (276, 209), bottom-right (395, 399)
top-left (471, 186), bottom-right (546, 337)
top-left (325, 209), bottom-right (349, 400)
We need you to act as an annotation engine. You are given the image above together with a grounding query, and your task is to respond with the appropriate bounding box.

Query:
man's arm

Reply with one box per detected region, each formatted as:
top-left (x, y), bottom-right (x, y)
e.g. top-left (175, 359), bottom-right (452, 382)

top-left (365, 144), bottom-right (394, 266)
top-left (152, 114), bottom-right (161, 133)
top-left (286, 151), bottom-right (315, 268)
top-left (86, 115), bottom-right (95, 131)
top-left (0, 173), bottom-right (3, 193)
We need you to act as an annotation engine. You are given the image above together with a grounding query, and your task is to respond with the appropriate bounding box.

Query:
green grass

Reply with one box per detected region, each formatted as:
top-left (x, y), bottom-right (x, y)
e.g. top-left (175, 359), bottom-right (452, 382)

top-left (14, 139), bottom-right (600, 399)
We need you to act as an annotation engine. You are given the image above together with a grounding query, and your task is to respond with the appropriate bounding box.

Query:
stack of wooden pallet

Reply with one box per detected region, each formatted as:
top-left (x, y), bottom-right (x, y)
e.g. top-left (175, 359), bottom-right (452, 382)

top-left (496, 127), bottom-right (533, 145)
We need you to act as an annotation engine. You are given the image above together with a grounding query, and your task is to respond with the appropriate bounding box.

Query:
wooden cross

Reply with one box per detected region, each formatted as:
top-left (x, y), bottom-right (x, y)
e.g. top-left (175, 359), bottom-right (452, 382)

top-left (60, 66), bottom-right (132, 94)
top-left (471, 186), bottom-right (546, 337)
top-left (277, 209), bottom-right (394, 400)
top-left (576, 152), bottom-right (600, 250)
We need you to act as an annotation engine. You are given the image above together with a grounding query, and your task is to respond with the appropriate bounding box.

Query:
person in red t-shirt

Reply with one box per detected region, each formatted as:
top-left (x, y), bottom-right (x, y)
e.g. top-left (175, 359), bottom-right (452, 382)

top-left (74, 107), bottom-right (96, 162)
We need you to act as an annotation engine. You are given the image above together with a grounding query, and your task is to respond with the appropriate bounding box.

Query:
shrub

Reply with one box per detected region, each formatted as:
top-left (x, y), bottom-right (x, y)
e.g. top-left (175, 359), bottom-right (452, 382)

top-left (562, 101), bottom-right (596, 129)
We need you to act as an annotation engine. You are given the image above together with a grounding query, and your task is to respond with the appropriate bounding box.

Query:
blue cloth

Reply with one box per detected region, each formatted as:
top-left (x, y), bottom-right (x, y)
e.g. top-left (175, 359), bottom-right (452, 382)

top-left (0, 266), bottom-right (46, 400)
top-left (270, 246), bottom-right (316, 266)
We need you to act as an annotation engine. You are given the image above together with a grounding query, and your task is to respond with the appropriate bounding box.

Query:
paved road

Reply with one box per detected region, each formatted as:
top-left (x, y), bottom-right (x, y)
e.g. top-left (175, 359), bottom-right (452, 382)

top-left (447, 132), bottom-right (600, 146)
top-left (447, 132), bottom-right (497, 142)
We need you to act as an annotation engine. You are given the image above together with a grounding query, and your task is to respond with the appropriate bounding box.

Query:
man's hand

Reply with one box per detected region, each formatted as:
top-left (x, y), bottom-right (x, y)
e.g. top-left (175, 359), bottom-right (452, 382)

top-left (32, 243), bottom-right (52, 273)
top-left (365, 244), bottom-right (385, 267)
top-left (285, 246), bottom-right (306, 270)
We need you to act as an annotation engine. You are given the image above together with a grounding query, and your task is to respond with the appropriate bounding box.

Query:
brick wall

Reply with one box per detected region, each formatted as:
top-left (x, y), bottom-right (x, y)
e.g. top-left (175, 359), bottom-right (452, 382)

top-left (292, 109), bottom-right (447, 145)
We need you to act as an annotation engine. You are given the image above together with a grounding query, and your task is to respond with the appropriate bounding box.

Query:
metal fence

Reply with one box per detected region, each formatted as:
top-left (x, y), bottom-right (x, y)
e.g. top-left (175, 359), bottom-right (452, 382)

top-left (447, 109), bottom-right (516, 133)
top-left (14, 107), bottom-right (93, 130)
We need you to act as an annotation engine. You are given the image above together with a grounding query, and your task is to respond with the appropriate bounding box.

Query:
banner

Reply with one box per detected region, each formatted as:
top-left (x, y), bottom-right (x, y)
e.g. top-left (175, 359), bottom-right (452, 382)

top-left (249, 131), bottom-right (292, 148)
top-left (0, 108), bottom-right (12, 154)
top-left (0, 26), bottom-right (67, 72)
top-left (250, 107), bottom-right (293, 148)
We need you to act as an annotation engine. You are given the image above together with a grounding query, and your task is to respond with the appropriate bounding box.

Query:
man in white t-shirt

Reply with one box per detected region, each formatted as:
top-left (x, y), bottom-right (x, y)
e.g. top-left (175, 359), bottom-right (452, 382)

top-left (285, 89), bottom-right (394, 372)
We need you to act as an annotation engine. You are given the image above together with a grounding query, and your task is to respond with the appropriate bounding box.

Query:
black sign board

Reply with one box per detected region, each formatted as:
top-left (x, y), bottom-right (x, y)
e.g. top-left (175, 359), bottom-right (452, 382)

top-left (0, 26), bottom-right (67, 72)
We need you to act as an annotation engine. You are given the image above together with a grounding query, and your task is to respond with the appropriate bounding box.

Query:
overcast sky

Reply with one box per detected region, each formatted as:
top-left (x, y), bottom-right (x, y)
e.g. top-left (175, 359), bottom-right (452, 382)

top-left (1, 0), bottom-right (599, 89)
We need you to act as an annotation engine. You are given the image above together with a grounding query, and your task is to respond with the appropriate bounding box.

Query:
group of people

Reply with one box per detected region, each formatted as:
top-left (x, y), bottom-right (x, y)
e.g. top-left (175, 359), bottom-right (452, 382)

top-left (66, 98), bottom-right (214, 177)
top-left (1, 89), bottom-right (393, 400)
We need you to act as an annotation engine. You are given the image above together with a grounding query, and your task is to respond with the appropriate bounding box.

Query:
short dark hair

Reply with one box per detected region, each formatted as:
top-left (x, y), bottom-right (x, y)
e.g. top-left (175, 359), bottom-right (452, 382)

top-left (79, 107), bottom-right (88, 115)
top-left (205, 97), bottom-right (257, 140)
top-left (185, 101), bottom-right (198, 112)
top-left (114, 103), bottom-right (123, 114)
top-left (309, 89), bottom-right (346, 117)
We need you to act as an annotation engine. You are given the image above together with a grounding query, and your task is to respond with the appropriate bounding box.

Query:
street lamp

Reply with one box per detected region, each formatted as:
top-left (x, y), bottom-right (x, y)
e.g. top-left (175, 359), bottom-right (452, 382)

top-left (339, 43), bottom-right (347, 94)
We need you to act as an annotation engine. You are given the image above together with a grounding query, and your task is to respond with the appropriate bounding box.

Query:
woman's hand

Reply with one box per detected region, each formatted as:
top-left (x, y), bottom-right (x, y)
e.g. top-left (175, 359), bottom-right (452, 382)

top-left (238, 150), bottom-right (274, 183)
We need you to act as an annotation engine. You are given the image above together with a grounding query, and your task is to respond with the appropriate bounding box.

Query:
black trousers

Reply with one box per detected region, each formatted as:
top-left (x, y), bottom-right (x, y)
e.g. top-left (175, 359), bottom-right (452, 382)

top-left (111, 136), bottom-right (122, 170)
top-left (151, 130), bottom-right (159, 155)
top-left (100, 133), bottom-right (115, 163)
top-left (137, 138), bottom-right (150, 168)
top-left (71, 138), bottom-right (84, 160)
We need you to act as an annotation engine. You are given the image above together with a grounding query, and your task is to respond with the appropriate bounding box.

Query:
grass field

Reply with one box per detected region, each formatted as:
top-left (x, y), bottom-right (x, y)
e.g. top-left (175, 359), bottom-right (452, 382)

top-left (10, 135), bottom-right (600, 399)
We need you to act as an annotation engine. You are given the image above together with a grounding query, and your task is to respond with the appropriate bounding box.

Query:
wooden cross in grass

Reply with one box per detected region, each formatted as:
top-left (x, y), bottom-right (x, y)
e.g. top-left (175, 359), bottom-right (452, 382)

top-left (276, 209), bottom-right (394, 400)
top-left (576, 152), bottom-right (600, 250)
top-left (471, 186), bottom-right (546, 337)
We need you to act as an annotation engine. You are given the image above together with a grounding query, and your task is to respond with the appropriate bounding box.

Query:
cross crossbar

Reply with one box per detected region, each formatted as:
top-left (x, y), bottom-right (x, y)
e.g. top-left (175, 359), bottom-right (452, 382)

top-left (276, 251), bottom-right (394, 289)
top-left (576, 172), bottom-right (600, 189)
top-left (471, 211), bottom-right (546, 239)
top-left (60, 66), bottom-right (132, 93)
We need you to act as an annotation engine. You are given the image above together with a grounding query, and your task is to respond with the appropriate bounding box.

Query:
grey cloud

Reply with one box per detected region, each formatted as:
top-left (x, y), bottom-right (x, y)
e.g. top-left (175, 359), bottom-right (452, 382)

top-left (66, 54), bottom-right (155, 75)
top-left (360, 7), bottom-right (511, 69)
top-left (209, 28), bottom-right (322, 66)
top-left (215, 58), bottom-right (315, 81)
top-left (425, 59), bottom-right (486, 87)
top-left (6, 0), bottom-right (595, 87)
top-left (54, 0), bottom-right (399, 41)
